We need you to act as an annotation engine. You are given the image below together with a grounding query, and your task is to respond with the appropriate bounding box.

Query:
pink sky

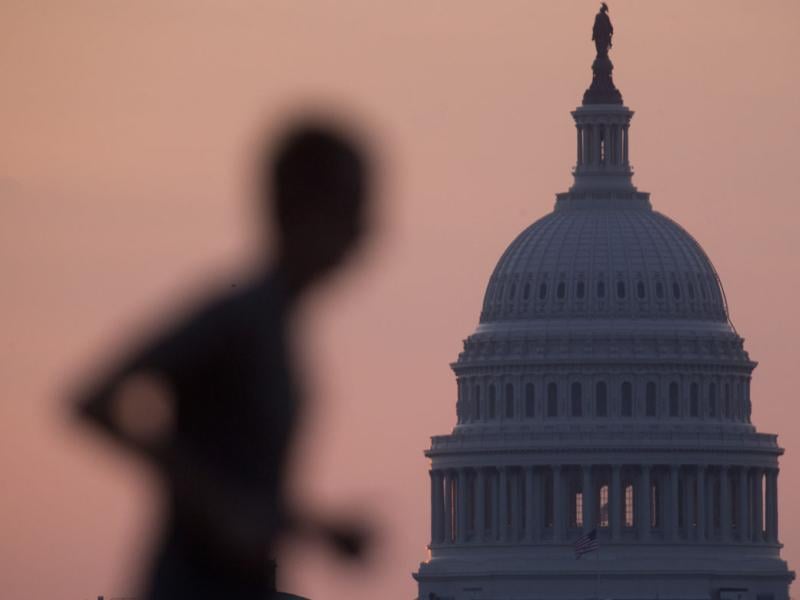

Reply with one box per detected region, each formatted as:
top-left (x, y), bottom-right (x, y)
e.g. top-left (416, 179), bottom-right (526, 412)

top-left (1, 2), bottom-right (799, 598)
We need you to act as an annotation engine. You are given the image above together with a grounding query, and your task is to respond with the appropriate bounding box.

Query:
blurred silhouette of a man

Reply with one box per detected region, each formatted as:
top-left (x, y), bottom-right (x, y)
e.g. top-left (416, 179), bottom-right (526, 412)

top-left (73, 121), bottom-right (371, 599)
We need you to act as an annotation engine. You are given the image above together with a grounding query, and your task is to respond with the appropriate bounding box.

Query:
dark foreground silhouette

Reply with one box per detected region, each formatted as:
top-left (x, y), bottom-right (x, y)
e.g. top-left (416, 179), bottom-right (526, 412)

top-left (73, 122), bottom-right (372, 599)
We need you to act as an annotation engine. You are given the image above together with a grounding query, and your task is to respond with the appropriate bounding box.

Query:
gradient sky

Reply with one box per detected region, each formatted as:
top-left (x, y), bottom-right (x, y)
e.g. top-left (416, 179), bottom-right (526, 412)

top-left (1, 2), bottom-right (799, 599)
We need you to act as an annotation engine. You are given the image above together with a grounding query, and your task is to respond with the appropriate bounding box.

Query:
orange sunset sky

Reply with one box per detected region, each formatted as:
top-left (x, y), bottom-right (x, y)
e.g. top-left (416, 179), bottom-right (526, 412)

top-left (1, 2), bottom-right (799, 599)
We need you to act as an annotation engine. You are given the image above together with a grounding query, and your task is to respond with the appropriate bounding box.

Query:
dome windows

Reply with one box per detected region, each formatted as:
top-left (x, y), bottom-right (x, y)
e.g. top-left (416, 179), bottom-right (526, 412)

top-left (596, 382), bottom-right (608, 416)
top-left (597, 280), bottom-right (606, 299)
top-left (525, 383), bottom-right (535, 418)
top-left (645, 381), bottom-right (657, 416)
top-left (523, 282), bottom-right (531, 300)
top-left (505, 383), bottom-right (515, 419)
top-left (571, 382), bottom-right (583, 417)
top-left (616, 281), bottom-right (626, 299)
top-left (709, 383), bottom-right (717, 417)
top-left (576, 281), bottom-right (586, 299)
top-left (547, 383), bottom-right (558, 417)
top-left (461, 375), bottom-right (743, 426)
top-left (557, 281), bottom-right (566, 300)
top-left (655, 282), bottom-right (665, 299)
top-left (669, 382), bottom-right (680, 417)
top-left (539, 282), bottom-right (548, 300)
top-left (672, 281), bottom-right (681, 300)
top-left (621, 382), bottom-right (633, 416)
top-left (637, 281), bottom-right (646, 299)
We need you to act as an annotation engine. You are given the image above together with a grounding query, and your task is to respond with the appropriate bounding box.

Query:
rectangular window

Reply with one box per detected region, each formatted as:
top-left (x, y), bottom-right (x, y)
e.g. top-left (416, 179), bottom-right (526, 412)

top-left (574, 491), bottom-right (584, 528)
top-left (489, 385), bottom-right (496, 419)
top-left (599, 485), bottom-right (609, 527)
top-left (624, 484), bottom-right (634, 527)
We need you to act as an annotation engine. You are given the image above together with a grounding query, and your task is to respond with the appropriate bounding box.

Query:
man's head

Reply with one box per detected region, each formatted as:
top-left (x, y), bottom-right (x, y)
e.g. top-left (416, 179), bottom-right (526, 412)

top-left (600, 2), bottom-right (609, 13)
top-left (262, 121), bottom-right (370, 292)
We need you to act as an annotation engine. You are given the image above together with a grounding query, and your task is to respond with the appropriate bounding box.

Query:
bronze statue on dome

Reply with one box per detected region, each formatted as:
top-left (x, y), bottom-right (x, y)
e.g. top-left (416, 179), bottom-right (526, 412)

top-left (593, 2), bottom-right (613, 58)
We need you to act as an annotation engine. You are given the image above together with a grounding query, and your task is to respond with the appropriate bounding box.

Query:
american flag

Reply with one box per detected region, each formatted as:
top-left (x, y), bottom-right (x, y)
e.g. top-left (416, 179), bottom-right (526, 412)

top-left (574, 528), bottom-right (599, 559)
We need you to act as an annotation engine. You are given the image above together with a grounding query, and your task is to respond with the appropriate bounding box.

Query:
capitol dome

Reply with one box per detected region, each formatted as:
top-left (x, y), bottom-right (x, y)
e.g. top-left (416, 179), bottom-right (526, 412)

top-left (415, 7), bottom-right (793, 600)
top-left (481, 201), bottom-right (728, 323)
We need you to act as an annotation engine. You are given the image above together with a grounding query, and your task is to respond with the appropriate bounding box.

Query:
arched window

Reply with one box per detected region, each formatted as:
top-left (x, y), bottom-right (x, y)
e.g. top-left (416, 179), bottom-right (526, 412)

top-left (656, 282), bottom-right (664, 299)
top-left (596, 381), bottom-right (608, 417)
top-left (621, 382), bottom-right (633, 417)
top-left (669, 382), bottom-right (679, 417)
top-left (637, 281), bottom-right (646, 299)
top-left (474, 385), bottom-right (481, 420)
top-left (576, 281), bottom-right (586, 299)
top-left (672, 282), bottom-right (681, 299)
top-left (538, 283), bottom-right (548, 300)
top-left (709, 383), bottom-right (717, 417)
top-left (617, 281), bottom-right (626, 299)
top-left (571, 382), bottom-right (582, 417)
top-left (523, 282), bottom-right (531, 300)
top-left (624, 483), bottom-right (634, 527)
top-left (557, 281), bottom-right (566, 299)
top-left (646, 381), bottom-right (657, 417)
top-left (597, 280), bottom-right (606, 298)
top-left (488, 384), bottom-right (496, 419)
top-left (505, 383), bottom-right (514, 419)
top-left (690, 382), bottom-right (699, 417)
top-left (688, 282), bottom-right (695, 299)
top-left (525, 383), bottom-right (535, 418)
top-left (547, 383), bottom-right (558, 417)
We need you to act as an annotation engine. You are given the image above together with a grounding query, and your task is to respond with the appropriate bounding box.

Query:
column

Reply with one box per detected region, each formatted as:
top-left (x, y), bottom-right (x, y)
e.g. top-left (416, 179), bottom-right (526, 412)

top-left (525, 467), bottom-right (535, 541)
top-left (738, 467), bottom-right (749, 542)
top-left (753, 468), bottom-right (763, 542)
top-left (532, 468), bottom-right (543, 541)
top-left (622, 124), bottom-right (630, 166)
top-left (475, 468), bottom-right (486, 543)
top-left (577, 125), bottom-right (583, 166)
top-left (443, 471), bottom-right (453, 543)
top-left (491, 468), bottom-right (500, 541)
top-left (511, 469), bottom-right (521, 542)
top-left (430, 470), bottom-right (443, 544)
top-left (596, 124), bottom-right (604, 167)
top-left (696, 466), bottom-right (706, 542)
top-left (499, 467), bottom-right (509, 542)
top-left (553, 465), bottom-right (565, 542)
top-left (720, 466), bottom-right (731, 541)
top-left (766, 468), bottom-right (779, 543)
top-left (611, 465), bottom-right (622, 541)
top-left (639, 465), bottom-right (651, 541)
top-left (685, 470), bottom-right (695, 541)
top-left (670, 465), bottom-right (680, 541)
top-left (457, 469), bottom-right (468, 543)
top-left (582, 465), bottom-right (594, 533)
